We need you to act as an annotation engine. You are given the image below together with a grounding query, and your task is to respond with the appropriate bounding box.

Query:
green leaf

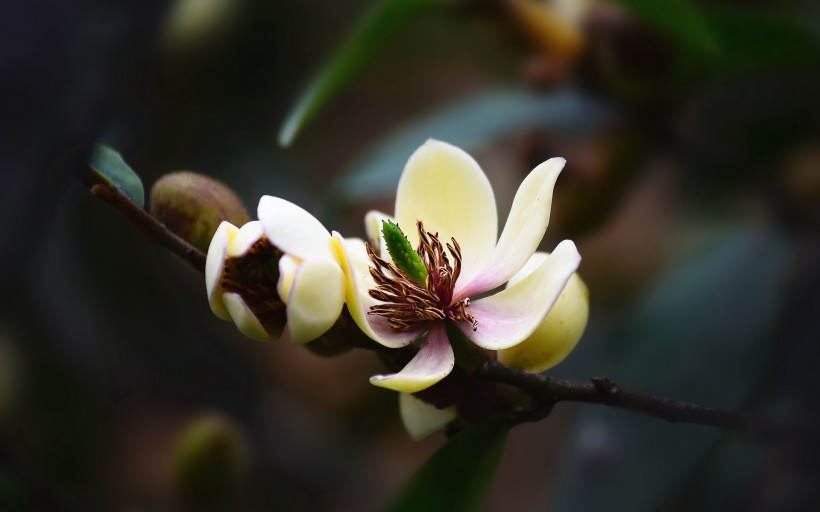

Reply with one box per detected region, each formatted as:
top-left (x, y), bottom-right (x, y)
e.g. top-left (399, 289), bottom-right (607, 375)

top-left (333, 88), bottom-right (611, 204)
top-left (549, 226), bottom-right (792, 511)
top-left (611, 0), bottom-right (719, 55)
top-left (278, 0), bottom-right (443, 147)
top-left (382, 220), bottom-right (427, 285)
top-left (88, 144), bottom-right (145, 207)
top-left (387, 414), bottom-right (510, 512)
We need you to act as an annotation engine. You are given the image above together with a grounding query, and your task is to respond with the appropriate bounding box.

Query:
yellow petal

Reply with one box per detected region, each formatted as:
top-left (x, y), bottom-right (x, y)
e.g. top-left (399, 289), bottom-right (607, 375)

top-left (257, 196), bottom-right (331, 261)
top-left (226, 220), bottom-right (264, 258)
top-left (276, 254), bottom-right (300, 306)
top-left (456, 157), bottom-right (565, 300)
top-left (395, 140), bottom-right (497, 286)
top-left (285, 258), bottom-right (345, 344)
top-left (330, 233), bottom-right (420, 348)
top-left (364, 209), bottom-right (393, 257)
top-left (498, 255), bottom-right (588, 372)
top-left (205, 221), bottom-right (237, 320)
top-left (222, 292), bottom-right (274, 341)
top-left (399, 392), bottom-right (457, 441)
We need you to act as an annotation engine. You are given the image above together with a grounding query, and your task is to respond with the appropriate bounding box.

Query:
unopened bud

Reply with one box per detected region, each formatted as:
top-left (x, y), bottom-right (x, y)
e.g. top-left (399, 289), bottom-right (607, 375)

top-left (498, 272), bottom-right (589, 373)
top-left (172, 413), bottom-right (248, 512)
top-left (150, 171), bottom-right (249, 252)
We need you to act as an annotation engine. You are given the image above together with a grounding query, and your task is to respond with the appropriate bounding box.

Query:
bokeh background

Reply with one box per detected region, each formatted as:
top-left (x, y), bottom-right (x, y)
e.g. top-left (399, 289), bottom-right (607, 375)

top-left (2, 0), bottom-right (820, 510)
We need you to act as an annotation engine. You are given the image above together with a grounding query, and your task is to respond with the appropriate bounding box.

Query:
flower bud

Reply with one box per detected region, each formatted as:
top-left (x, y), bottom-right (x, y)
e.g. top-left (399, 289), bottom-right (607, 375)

top-left (150, 171), bottom-right (249, 252)
top-left (497, 271), bottom-right (589, 373)
top-left (172, 413), bottom-right (248, 512)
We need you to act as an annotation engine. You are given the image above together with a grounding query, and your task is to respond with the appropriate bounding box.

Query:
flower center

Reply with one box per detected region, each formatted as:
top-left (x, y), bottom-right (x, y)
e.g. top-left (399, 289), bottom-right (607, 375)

top-left (366, 221), bottom-right (477, 331)
top-left (221, 238), bottom-right (286, 336)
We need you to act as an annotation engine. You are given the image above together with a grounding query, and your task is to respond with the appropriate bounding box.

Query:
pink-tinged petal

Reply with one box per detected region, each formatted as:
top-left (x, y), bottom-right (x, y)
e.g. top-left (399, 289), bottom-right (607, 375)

top-left (285, 258), bottom-right (345, 345)
top-left (369, 323), bottom-right (454, 393)
top-left (459, 240), bottom-right (580, 350)
top-left (257, 196), bottom-right (331, 261)
top-left (205, 221), bottom-right (237, 320)
top-left (455, 157), bottom-right (565, 300)
top-left (330, 233), bottom-right (420, 348)
top-left (399, 392), bottom-right (457, 441)
top-left (222, 292), bottom-right (277, 341)
top-left (395, 139), bottom-right (497, 286)
top-left (498, 266), bottom-right (589, 372)
top-left (226, 220), bottom-right (264, 258)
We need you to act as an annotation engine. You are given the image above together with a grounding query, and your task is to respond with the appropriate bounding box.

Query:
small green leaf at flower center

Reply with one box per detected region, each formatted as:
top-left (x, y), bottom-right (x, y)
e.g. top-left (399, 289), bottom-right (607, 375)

top-left (382, 220), bottom-right (428, 286)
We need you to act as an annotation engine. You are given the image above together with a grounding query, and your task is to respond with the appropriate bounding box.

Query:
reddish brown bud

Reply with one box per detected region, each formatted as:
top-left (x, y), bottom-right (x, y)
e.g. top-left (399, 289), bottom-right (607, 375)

top-left (150, 171), bottom-right (249, 252)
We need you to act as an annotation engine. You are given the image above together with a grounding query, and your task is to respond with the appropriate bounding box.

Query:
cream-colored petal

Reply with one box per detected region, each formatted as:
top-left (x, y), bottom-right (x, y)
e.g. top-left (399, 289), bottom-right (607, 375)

top-left (276, 254), bottom-right (300, 306)
top-left (222, 292), bottom-right (275, 342)
top-left (257, 196), bottom-right (331, 261)
top-left (205, 221), bottom-right (237, 320)
top-left (399, 392), bottom-right (457, 441)
top-left (369, 323), bottom-right (454, 393)
top-left (459, 240), bottom-right (581, 350)
top-left (455, 157), bottom-right (565, 300)
top-left (330, 232), bottom-right (421, 348)
top-left (285, 259), bottom-right (345, 344)
top-left (498, 264), bottom-right (588, 372)
top-left (395, 140), bottom-right (497, 286)
top-left (226, 220), bottom-right (264, 258)
top-left (364, 209), bottom-right (393, 257)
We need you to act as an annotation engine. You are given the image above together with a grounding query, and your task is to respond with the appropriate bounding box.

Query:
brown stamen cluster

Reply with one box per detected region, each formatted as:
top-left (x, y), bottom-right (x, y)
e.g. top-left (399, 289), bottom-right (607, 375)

top-left (367, 221), bottom-right (478, 332)
top-left (221, 237), bottom-right (286, 337)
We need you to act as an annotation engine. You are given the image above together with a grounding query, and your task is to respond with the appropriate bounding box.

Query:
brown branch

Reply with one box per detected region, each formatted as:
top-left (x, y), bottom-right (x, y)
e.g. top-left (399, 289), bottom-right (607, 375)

top-left (88, 180), bottom-right (207, 273)
top-left (480, 361), bottom-right (808, 438)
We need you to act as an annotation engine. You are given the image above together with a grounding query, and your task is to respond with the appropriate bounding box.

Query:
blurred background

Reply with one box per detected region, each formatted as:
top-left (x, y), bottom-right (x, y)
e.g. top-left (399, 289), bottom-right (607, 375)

top-left (1, 0), bottom-right (820, 510)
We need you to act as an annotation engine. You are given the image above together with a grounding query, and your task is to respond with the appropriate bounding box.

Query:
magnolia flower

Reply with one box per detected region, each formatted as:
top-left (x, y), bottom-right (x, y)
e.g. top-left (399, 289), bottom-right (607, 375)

top-left (206, 197), bottom-right (345, 344)
top-left (331, 139), bottom-right (582, 393)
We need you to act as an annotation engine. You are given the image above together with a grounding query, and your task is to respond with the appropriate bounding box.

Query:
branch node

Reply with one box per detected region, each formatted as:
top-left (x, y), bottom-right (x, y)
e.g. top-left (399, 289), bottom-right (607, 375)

top-left (591, 377), bottom-right (620, 395)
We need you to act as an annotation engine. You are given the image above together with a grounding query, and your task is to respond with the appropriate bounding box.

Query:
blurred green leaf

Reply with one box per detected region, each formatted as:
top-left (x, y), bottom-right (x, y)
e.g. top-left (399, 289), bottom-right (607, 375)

top-left (387, 414), bottom-right (510, 512)
top-left (278, 0), bottom-right (443, 147)
top-left (702, 5), bottom-right (820, 73)
top-left (549, 226), bottom-right (792, 511)
top-left (88, 144), bottom-right (145, 207)
top-left (612, 0), bottom-right (718, 55)
top-left (334, 88), bottom-right (611, 203)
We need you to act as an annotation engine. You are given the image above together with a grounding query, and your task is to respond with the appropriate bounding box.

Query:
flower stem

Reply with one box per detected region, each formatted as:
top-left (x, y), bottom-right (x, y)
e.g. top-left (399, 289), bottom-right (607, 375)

top-left (88, 179), bottom-right (207, 273)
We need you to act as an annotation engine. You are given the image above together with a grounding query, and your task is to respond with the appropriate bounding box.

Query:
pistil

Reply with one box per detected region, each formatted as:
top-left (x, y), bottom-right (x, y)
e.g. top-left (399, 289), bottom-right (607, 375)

top-left (367, 221), bottom-right (477, 331)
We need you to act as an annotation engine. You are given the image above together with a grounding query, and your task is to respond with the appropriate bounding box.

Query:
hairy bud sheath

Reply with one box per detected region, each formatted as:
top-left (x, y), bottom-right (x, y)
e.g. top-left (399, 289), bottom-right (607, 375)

top-left (150, 171), bottom-right (249, 252)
